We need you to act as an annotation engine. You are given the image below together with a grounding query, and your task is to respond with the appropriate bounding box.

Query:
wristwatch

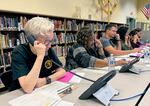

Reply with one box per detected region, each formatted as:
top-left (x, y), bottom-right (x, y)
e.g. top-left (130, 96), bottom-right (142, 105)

top-left (46, 77), bottom-right (51, 84)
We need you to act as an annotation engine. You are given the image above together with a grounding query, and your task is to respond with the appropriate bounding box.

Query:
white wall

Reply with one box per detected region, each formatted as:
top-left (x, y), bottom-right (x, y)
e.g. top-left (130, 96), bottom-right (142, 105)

top-left (0, 0), bottom-right (137, 24)
top-left (110, 0), bottom-right (137, 23)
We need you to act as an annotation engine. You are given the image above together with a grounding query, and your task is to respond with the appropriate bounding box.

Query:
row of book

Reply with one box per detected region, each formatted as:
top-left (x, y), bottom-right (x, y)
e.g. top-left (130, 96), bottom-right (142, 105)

top-left (0, 16), bottom-right (109, 32)
top-left (0, 32), bottom-right (77, 49)
top-left (52, 32), bottom-right (77, 45)
top-left (0, 16), bottom-right (18, 31)
top-left (0, 32), bottom-right (26, 48)
top-left (136, 22), bottom-right (150, 31)
top-left (53, 45), bottom-right (72, 57)
top-left (97, 23), bottom-right (108, 31)
top-left (66, 20), bottom-right (83, 31)
top-left (66, 20), bottom-right (108, 31)
top-left (52, 20), bottom-right (65, 31)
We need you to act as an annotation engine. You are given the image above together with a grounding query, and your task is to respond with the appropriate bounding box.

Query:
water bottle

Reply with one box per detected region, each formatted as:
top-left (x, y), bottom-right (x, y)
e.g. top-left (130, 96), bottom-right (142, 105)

top-left (108, 54), bottom-right (116, 71)
top-left (143, 47), bottom-right (149, 63)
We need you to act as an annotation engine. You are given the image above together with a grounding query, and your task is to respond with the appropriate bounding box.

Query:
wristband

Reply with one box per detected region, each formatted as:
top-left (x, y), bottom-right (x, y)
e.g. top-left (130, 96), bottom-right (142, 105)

top-left (46, 77), bottom-right (51, 84)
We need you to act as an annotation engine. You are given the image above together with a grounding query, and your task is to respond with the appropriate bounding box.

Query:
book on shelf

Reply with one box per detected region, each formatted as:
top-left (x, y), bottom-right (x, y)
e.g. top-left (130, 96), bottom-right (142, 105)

top-left (19, 32), bottom-right (26, 44)
top-left (66, 33), bottom-right (77, 43)
top-left (0, 55), bottom-right (4, 67)
top-left (1, 33), bottom-right (23, 48)
top-left (0, 16), bottom-right (18, 31)
top-left (71, 20), bottom-right (78, 31)
top-left (3, 52), bottom-right (12, 65)
top-left (136, 22), bottom-right (150, 31)
top-left (57, 32), bottom-right (65, 44)
top-left (18, 16), bottom-right (28, 31)
top-left (52, 32), bottom-right (58, 45)
top-left (53, 20), bottom-right (65, 31)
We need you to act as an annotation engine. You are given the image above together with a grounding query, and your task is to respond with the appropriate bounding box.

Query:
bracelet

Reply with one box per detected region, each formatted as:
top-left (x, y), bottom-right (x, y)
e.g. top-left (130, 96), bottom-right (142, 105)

top-left (46, 77), bottom-right (51, 84)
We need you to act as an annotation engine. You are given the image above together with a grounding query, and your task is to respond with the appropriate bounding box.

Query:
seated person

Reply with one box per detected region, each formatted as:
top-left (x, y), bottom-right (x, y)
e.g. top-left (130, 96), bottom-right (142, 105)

top-left (135, 28), bottom-right (144, 45)
top-left (11, 17), bottom-right (66, 93)
top-left (129, 30), bottom-right (141, 48)
top-left (89, 31), bottom-right (106, 59)
top-left (100, 24), bottom-right (141, 57)
top-left (117, 26), bottom-right (132, 50)
top-left (65, 27), bottom-right (127, 71)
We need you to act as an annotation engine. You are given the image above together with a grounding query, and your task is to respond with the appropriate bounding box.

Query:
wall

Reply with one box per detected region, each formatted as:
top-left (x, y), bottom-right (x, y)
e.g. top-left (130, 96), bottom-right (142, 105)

top-left (0, 0), bottom-right (137, 24)
top-left (137, 0), bottom-right (150, 23)
top-left (110, 0), bottom-right (137, 23)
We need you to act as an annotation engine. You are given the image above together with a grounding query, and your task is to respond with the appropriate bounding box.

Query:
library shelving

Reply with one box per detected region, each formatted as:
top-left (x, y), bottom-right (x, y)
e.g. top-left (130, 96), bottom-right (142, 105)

top-left (136, 22), bottom-right (150, 31)
top-left (0, 10), bottom-right (124, 73)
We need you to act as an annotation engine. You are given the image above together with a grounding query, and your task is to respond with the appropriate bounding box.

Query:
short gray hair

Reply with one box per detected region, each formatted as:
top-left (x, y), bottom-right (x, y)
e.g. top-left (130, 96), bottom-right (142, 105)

top-left (24, 17), bottom-right (54, 38)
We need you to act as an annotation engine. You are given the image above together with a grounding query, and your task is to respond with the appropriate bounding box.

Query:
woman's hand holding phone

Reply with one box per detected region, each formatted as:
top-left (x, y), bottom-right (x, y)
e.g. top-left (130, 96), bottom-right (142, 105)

top-left (34, 41), bottom-right (46, 57)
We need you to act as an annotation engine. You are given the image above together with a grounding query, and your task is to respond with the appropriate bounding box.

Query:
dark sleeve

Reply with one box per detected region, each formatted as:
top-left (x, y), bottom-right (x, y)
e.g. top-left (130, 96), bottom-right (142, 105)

top-left (49, 48), bottom-right (63, 68)
top-left (73, 46), bottom-right (96, 68)
top-left (11, 50), bottom-right (29, 81)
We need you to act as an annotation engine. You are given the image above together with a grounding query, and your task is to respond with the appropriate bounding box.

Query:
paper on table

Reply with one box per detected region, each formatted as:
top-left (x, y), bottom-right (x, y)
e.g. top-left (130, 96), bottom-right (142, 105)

top-left (9, 81), bottom-right (71, 106)
top-left (69, 72), bottom-right (85, 83)
top-left (55, 100), bottom-right (74, 106)
top-left (34, 81), bottom-right (71, 94)
top-left (93, 84), bottom-right (119, 106)
top-left (129, 53), bottom-right (144, 57)
top-left (9, 92), bottom-right (61, 106)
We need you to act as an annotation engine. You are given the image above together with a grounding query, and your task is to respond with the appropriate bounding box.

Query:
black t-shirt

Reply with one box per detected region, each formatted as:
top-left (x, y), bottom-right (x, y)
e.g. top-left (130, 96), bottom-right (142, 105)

top-left (11, 43), bottom-right (62, 90)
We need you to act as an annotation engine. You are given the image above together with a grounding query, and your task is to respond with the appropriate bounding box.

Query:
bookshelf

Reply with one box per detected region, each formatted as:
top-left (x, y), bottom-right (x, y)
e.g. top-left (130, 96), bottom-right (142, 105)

top-left (136, 22), bottom-right (150, 31)
top-left (0, 10), bottom-right (124, 73)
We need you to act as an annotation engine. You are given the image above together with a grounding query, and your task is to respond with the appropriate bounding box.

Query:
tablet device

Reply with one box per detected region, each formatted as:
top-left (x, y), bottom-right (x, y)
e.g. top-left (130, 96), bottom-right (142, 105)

top-left (79, 70), bottom-right (117, 100)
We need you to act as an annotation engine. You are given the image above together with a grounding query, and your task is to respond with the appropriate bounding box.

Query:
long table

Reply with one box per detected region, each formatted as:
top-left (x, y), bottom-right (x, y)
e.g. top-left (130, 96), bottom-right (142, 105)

top-left (0, 63), bottom-right (150, 106)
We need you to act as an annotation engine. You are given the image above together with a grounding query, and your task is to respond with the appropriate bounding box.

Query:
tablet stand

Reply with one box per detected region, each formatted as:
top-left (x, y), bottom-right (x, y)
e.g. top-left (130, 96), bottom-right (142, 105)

top-left (129, 65), bottom-right (141, 74)
top-left (93, 84), bottom-right (119, 106)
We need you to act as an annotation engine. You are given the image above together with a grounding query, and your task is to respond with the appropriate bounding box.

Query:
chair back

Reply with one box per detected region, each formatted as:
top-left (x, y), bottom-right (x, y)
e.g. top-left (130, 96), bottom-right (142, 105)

top-left (0, 70), bottom-right (13, 89)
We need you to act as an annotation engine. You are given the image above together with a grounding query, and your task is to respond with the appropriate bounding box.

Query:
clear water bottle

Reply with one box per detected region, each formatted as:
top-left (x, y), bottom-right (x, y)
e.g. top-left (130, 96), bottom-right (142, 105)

top-left (143, 47), bottom-right (149, 63)
top-left (108, 54), bottom-right (116, 71)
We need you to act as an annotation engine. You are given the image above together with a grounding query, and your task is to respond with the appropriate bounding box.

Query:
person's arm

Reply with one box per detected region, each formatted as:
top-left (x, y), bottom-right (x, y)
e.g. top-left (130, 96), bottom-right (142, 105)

top-left (94, 38), bottom-right (105, 55)
top-left (114, 34), bottom-right (121, 50)
top-left (104, 45), bottom-right (141, 56)
top-left (73, 46), bottom-right (108, 68)
top-left (94, 57), bottom-right (127, 67)
top-left (94, 59), bottom-right (108, 67)
top-left (115, 40), bottom-right (121, 50)
top-left (19, 41), bottom-right (46, 93)
top-left (35, 68), bottom-right (66, 88)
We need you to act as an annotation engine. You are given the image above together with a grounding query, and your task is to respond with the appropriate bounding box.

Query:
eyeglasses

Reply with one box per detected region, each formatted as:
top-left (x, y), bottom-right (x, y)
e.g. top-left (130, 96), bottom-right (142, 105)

top-left (44, 39), bottom-right (53, 46)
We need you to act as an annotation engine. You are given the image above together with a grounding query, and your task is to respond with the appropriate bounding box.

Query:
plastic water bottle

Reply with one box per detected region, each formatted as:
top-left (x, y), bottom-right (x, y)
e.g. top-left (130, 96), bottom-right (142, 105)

top-left (143, 47), bottom-right (149, 63)
top-left (108, 54), bottom-right (116, 71)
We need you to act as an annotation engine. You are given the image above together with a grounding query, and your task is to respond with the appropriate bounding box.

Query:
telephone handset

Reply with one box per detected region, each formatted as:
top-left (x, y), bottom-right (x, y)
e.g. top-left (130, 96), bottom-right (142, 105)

top-left (26, 35), bottom-right (36, 46)
top-left (119, 57), bottom-right (141, 74)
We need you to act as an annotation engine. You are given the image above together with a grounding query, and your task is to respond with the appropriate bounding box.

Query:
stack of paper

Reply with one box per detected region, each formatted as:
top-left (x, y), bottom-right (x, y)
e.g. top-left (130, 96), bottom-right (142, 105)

top-left (9, 81), bottom-right (74, 106)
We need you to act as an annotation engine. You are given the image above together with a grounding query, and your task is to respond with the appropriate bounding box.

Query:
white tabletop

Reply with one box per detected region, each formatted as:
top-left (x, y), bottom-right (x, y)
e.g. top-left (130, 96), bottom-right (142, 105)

top-left (0, 65), bottom-right (150, 106)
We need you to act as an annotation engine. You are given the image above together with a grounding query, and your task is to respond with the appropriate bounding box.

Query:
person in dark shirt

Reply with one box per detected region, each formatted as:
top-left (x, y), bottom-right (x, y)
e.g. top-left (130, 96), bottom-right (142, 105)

top-left (135, 28), bottom-right (144, 44)
top-left (129, 30), bottom-right (141, 48)
top-left (65, 27), bottom-right (127, 71)
top-left (117, 26), bottom-right (132, 50)
top-left (11, 17), bottom-right (66, 93)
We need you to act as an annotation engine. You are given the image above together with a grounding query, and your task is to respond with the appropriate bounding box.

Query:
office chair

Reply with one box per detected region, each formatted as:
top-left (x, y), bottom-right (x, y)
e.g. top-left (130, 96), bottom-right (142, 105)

top-left (0, 70), bottom-right (13, 92)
